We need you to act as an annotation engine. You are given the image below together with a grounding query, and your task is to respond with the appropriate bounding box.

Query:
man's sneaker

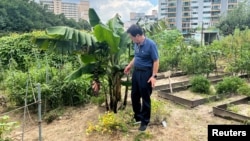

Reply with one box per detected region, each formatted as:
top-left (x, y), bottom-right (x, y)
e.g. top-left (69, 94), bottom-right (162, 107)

top-left (133, 121), bottom-right (141, 125)
top-left (138, 124), bottom-right (147, 131)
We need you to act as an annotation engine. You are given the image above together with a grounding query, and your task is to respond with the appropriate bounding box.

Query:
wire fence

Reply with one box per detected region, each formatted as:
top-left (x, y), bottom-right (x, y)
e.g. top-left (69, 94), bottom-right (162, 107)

top-left (0, 83), bottom-right (42, 141)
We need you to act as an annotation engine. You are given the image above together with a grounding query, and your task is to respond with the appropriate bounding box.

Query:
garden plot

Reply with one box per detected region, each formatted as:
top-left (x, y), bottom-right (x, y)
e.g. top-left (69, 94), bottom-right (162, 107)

top-left (155, 72), bottom-right (228, 91)
top-left (213, 96), bottom-right (250, 122)
top-left (158, 89), bottom-right (218, 108)
top-left (156, 73), bottom-right (248, 108)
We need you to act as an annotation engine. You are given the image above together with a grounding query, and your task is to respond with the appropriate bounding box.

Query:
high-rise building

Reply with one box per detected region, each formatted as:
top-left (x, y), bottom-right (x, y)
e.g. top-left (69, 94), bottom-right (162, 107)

top-left (158, 0), bottom-right (244, 33)
top-left (40, 0), bottom-right (89, 22)
top-left (130, 10), bottom-right (158, 23)
top-left (78, 0), bottom-right (89, 20)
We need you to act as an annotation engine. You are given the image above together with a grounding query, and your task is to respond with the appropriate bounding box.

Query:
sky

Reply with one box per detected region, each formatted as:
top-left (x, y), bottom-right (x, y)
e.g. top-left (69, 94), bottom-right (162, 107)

top-left (62, 0), bottom-right (158, 23)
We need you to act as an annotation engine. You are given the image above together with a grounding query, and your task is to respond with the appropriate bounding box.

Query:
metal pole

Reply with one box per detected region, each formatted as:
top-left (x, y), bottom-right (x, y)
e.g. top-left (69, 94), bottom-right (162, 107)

top-left (22, 79), bottom-right (29, 141)
top-left (37, 83), bottom-right (42, 141)
top-left (201, 21), bottom-right (204, 47)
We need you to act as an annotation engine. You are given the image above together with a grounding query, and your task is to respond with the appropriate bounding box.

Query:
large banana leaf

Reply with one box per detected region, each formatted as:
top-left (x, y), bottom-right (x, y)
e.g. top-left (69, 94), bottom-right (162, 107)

top-left (137, 18), bottom-right (168, 36)
top-left (89, 8), bottom-right (101, 27)
top-left (34, 26), bottom-right (97, 54)
top-left (64, 63), bottom-right (105, 81)
top-left (93, 24), bottom-right (120, 54)
top-left (106, 13), bottom-right (124, 34)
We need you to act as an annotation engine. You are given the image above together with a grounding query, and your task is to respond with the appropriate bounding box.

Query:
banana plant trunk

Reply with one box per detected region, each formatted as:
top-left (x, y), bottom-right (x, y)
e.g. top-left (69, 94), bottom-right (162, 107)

top-left (108, 72), bottom-right (122, 113)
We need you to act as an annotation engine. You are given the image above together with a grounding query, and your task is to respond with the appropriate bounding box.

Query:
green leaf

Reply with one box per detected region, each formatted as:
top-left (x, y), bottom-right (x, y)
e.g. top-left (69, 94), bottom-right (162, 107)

top-left (80, 54), bottom-right (96, 64)
top-left (89, 8), bottom-right (101, 27)
top-left (46, 26), bottom-right (67, 36)
top-left (94, 24), bottom-right (120, 54)
top-left (64, 64), bottom-right (95, 81)
top-left (34, 26), bottom-right (97, 54)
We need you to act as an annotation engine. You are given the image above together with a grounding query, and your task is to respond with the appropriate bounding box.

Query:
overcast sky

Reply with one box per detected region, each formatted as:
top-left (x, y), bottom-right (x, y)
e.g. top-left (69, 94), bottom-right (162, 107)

top-left (54, 0), bottom-right (158, 23)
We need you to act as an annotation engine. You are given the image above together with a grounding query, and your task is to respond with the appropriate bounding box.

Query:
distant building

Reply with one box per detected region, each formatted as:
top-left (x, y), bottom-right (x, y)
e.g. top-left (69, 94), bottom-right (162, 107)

top-left (158, 0), bottom-right (244, 34)
top-left (129, 10), bottom-right (158, 24)
top-left (39, 0), bottom-right (89, 22)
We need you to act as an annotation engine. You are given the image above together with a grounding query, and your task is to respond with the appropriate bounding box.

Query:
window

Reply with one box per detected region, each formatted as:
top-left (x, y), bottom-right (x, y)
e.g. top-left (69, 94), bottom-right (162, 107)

top-left (168, 13), bottom-right (176, 17)
top-left (168, 8), bottom-right (176, 12)
top-left (183, 7), bottom-right (190, 11)
top-left (204, 6), bottom-right (211, 8)
top-left (203, 11), bottom-right (211, 14)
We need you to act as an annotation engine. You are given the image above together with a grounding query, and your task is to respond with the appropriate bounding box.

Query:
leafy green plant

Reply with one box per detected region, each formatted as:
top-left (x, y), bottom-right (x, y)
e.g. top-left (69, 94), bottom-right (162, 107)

top-left (237, 84), bottom-right (250, 96)
top-left (151, 98), bottom-right (170, 123)
top-left (215, 76), bottom-right (245, 95)
top-left (61, 78), bottom-right (91, 106)
top-left (134, 131), bottom-right (153, 141)
top-left (226, 104), bottom-right (239, 113)
top-left (0, 115), bottom-right (19, 140)
top-left (43, 108), bottom-right (64, 124)
top-left (90, 94), bottom-right (105, 106)
top-left (0, 33), bottom-right (39, 71)
top-left (85, 111), bottom-right (128, 135)
top-left (190, 75), bottom-right (211, 94)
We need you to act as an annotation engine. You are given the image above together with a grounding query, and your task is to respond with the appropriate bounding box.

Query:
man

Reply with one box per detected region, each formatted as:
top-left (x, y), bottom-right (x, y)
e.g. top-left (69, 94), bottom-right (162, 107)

top-left (124, 24), bottom-right (159, 131)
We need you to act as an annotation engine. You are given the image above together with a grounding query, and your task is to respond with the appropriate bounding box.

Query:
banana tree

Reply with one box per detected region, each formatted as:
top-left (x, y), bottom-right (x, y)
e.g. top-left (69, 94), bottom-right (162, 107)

top-left (87, 9), bottom-right (131, 112)
top-left (34, 8), bottom-right (131, 113)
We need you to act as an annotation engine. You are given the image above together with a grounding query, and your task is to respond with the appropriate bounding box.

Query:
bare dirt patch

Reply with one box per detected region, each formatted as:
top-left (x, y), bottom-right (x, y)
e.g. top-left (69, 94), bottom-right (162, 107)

top-left (228, 103), bottom-right (250, 117)
top-left (171, 90), bottom-right (208, 100)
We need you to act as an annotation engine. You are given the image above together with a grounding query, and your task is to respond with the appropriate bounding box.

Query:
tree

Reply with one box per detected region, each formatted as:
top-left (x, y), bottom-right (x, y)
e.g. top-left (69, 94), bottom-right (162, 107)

top-left (217, 1), bottom-right (250, 35)
top-left (34, 8), bottom-right (131, 113)
top-left (0, 0), bottom-right (91, 33)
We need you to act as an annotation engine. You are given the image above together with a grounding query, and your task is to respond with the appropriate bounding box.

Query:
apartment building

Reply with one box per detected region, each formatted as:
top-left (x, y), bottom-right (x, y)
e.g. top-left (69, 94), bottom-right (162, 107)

top-left (158, 0), bottom-right (243, 33)
top-left (130, 10), bottom-right (158, 23)
top-left (40, 0), bottom-right (89, 22)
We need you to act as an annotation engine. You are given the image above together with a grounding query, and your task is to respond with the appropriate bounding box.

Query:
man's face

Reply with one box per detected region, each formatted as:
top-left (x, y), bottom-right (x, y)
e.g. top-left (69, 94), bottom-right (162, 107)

top-left (129, 34), bottom-right (140, 44)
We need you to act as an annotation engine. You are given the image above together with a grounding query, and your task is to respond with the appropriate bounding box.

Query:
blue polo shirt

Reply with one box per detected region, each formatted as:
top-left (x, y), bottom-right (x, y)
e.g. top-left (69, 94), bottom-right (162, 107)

top-left (134, 38), bottom-right (159, 68)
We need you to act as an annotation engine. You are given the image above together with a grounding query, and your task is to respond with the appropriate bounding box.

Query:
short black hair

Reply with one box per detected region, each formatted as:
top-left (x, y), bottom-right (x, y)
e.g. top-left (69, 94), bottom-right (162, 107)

top-left (126, 24), bottom-right (144, 37)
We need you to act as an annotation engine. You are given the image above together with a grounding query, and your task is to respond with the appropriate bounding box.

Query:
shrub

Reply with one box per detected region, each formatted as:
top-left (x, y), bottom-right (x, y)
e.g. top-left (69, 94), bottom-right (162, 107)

top-left (190, 75), bottom-right (211, 94)
top-left (237, 84), bottom-right (250, 96)
top-left (0, 115), bottom-right (19, 140)
top-left (215, 76), bottom-right (245, 95)
top-left (85, 111), bottom-right (128, 135)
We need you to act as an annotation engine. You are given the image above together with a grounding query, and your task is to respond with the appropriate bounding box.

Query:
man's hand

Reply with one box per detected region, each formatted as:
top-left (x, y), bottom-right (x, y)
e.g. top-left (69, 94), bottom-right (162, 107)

top-left (147, 76), bottom-right (156, 88)
top-left (124, 65), bottom-right (131, 75)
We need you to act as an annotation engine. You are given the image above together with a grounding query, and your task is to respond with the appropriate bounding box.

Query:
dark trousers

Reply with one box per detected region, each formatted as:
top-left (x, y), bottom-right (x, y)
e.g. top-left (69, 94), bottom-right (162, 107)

top-left (131, 68), bottom-right (152, 125)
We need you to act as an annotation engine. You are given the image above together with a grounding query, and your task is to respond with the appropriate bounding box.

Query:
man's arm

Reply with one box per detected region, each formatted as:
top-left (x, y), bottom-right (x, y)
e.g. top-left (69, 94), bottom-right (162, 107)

top-left (152, 59), bottom-right (159, 77)
top-left (124, 58), bottom-right (134, 74)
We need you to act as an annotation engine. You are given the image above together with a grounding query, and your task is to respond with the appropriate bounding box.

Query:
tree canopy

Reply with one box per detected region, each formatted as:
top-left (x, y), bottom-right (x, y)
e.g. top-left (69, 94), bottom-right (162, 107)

top-left (0, 0), bottom-right (91, 34)
top-left (216, 1), bottom-right (250, 35)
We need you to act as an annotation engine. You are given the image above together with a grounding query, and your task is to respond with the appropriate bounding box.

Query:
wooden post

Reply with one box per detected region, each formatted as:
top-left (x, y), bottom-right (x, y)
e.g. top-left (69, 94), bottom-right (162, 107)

top-left (164, 71), bottom-right (172, 93)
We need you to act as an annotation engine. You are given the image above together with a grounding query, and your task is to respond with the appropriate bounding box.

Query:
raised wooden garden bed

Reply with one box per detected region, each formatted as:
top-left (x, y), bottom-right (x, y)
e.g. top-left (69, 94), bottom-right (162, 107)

top-left (158, 90), bottom-right (218, 108)
top-left (156, 73), bottom-right (248, 108)
top-left (155, 73), bottom-right (228, 91)
top-left (213, 96), bottom-right (250, 122)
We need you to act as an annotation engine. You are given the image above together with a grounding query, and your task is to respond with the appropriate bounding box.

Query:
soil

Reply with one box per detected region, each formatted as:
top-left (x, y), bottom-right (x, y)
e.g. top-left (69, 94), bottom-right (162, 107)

top-left (1, 75), bottom-right (249, 141)
top-left (228, 103), bottom-right (250, 117)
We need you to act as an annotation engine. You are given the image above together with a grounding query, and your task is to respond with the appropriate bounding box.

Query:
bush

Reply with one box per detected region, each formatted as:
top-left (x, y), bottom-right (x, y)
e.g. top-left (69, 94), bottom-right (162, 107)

top-left (237, 84), bottom-right (250, 96)
top-left (85, 111), bottom-right (128, 135)
top-left (0, 115), bottom-right (19, 140)
top-left (190, 75), bottom-right (211, 94)
top-left (215, 76), bottom-right (245, 95)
